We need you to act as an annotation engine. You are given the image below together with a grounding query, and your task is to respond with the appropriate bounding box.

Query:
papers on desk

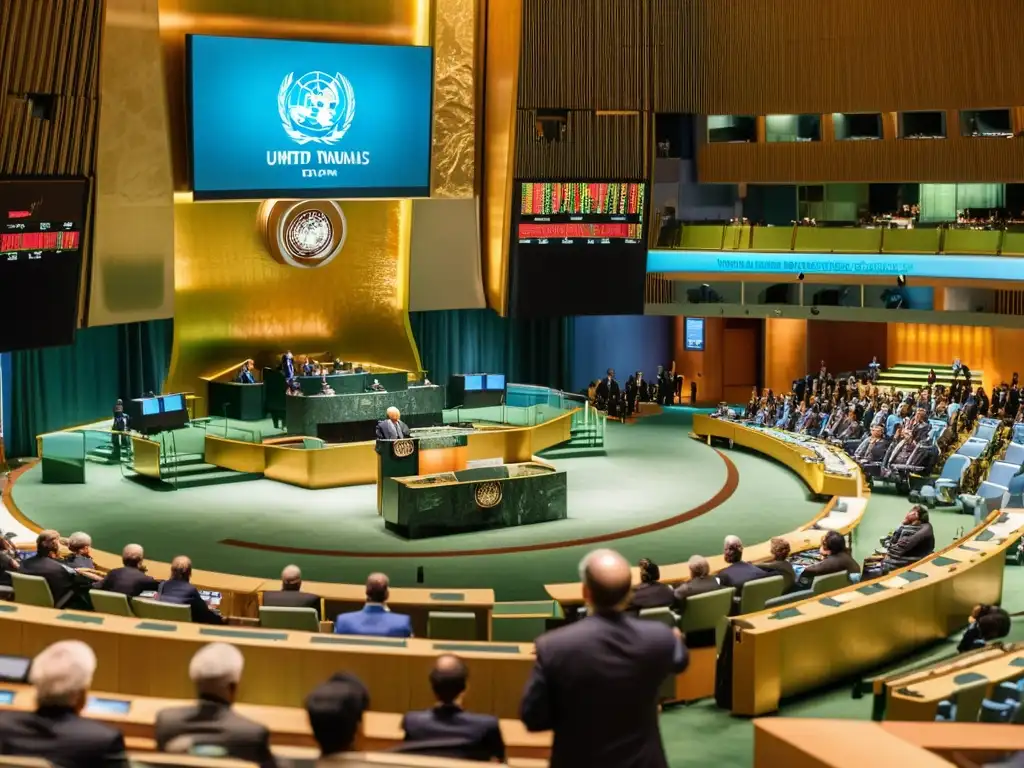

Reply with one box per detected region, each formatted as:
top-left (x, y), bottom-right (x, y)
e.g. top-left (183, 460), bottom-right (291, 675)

top-left (986, 512), bottom-right (1024, 539)
top-left (881, 575), bottom-right (910, 589)
top-left (826, 591), bottom-right (858, 604)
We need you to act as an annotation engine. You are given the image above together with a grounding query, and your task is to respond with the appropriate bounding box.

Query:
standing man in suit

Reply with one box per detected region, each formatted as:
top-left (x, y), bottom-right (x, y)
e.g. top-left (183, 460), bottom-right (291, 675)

top-left (91, 543), bottom-right (160, 598)
top-left (155, 643), bottom-right (273, 766)
top-left (376, 406), bottom-right (411, 442)
top-left (520, 548), bottom-right (688, 768)
top-left (261, 564), bottom-right (321, 620)
top-left (672, 555), bottom-right (723, 615)
top-left (401, 654), bottom-right (505, 762)
top-left (19, 530), bottom-right (93, 610)
top-left (716, 536), bottom-right (768, 594)
top-left (334, 573), bottom-right (412, 637)
top-left (157, 556), bottom-right (224, 625)
top-left (0, 640), bottom-right (127, 767)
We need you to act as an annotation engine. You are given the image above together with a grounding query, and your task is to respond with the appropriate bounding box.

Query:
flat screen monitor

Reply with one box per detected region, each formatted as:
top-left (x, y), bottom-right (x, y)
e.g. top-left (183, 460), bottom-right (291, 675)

top-left (86, 697), bottom-right (130, 715)
top-left (0, 656), bottom-right (30, 683)
top-left (510, 181), bottom-right (648, 317)
top-left (161, 394), bottom-right (184, 412)
top-left (485, 374), bottom-right (506, 391)
top-left (463, 374), bottom-right (484, 391)
top-left (0, 690), bottom-right (13, 706)
top-left (0, 179), bottom-right (87, 352)
top-left (684, 317), bottom-right (705, 351)
top-left (141, 398), bottom-right (160, 416)
top-left (199, 590), bottom-right (222, 608)
top-left (186, 35), bottom-right (434, 200)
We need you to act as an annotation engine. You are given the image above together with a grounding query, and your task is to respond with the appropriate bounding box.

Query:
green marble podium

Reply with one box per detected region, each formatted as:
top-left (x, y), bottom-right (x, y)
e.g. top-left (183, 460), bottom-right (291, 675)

top-left (286, 385), bottom-right (445, 442)
top-left (208, 381), bottom-right (265, 421)
top-left (382, 463), bottom-right (567, 539)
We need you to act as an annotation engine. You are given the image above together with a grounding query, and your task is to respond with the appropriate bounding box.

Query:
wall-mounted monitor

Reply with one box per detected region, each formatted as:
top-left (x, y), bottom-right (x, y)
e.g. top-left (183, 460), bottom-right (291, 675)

top-left (485, 374), bottom-right (506, 391)
top-left (684, 317), bottom-right (705, 351)
top-left (0, 179), bottom-right (86, 352)
top-left (510, 181), bottom-right (649, 317)
top-left (161, 394), bottom-right (184, 412)
top-left (186, 35), bottom-right (433, 200)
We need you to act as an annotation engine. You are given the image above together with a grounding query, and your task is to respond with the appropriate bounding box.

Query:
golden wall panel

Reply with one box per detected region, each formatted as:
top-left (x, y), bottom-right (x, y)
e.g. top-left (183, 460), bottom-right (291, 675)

top-left (482, 0), bottom-right (523, 314)
top-left (90, 0), bottom-right (176, 327)
top-left (430, 0), bottom-right (476, 198)
top-left (164, 199), bottom-right (421, 408)
top-left (515, 109), bottom-right (647, 180)
top-left (697, 138), bottom-right (1024, 184)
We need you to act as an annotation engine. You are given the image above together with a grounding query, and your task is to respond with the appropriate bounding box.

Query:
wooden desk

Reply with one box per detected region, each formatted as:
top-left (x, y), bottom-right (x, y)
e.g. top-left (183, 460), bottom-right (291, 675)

top-left (0, 684), bottom-right (552, 759)
top-left (754, 719), bottom-right (955, 767)
top-left (731, 511), bottom-right (1024, 716)
top-left (0, 604), bottom-right (534, 719)
top-left (880, 721), bottom-right (1024, 763)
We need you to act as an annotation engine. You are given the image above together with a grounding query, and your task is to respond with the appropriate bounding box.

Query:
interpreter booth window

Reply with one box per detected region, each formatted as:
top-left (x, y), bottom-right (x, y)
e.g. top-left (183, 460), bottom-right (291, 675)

top-left (899, 111), bottom-right (946, 139)
top-left (833, 113), bottom-right (882, 141)
top-left (960, 109), bottom-right (1013, 138)
top-left (918, 184), bottom-right (1005, 222)
top-left (765, 114), bottom-right (820, 143)
top-left (707, 115), bottom-right (756, 143)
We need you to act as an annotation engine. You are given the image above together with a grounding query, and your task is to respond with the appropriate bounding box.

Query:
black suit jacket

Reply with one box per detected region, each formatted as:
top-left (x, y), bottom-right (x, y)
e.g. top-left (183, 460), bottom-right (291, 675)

top-left (376, 419), bottom-right (411, 441)
top-left (157, 580), bottom-right (224, 625)
top-left (401, 704), bottom-right (505, 762)
top-left (627, 582), bottom-right (676, 614)
top-left (799, 551), bottom-right (860, 585)
top-left (595, 378), bottom-right (620, 402)
top-left (757, 560), bottom-right (797, 593)
top-left (261, 589), bottom-right (321, 620)
top-left (19, 554), bottom-right (85, 609)
top-left (92, 566), bottom-right (160, 598)
top-left (671, 575), bottom-right (722, 614)
top-left (0, 706), bottom-right (127, 768)
top-left (520, 612), bottom-right (688, 768)
top-left (155, 698), bottom-right (272, 766)
top-left (717, 561), bottom-right (769, 593)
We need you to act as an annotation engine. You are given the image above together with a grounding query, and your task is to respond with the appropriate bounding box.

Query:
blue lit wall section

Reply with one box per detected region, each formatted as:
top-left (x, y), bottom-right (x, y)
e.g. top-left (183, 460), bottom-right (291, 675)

top-left (571, 316), bottom-right (673, 393)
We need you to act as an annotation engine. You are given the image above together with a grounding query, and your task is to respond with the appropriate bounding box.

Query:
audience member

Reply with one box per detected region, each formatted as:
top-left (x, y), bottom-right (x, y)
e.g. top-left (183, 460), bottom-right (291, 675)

top-left (91, 544), bottom-right (160, 598)
top-left (672, 555), bottom-right (721, 614)
top-left (881, 505), bottom-right (935, 569)
top-left (155, 643), bottom-right (273, 766)
top-left (334, 573), bottom-right (412, 637)
top-left (796, 531), bottom-right (860, 589)
top-left (0, 641), bottom-right (127, 767)
top-left (757, 537), bottom-right (796, 593)
top-left (20, 530), bottom-right (92, 610)
top-left (157, 556), bottom-right (224, 625)
top-left (305, 673), bottom-right (370, 759)
top-left (520, 548), bottom-right (688, 768)
top-left (261, 564), bottom-right (321, 620)
top-left (64, 532), bottom-right (95, 570)
top-left (716, 536), bottom-right (768, 593)
top-left (0, 536), bottom-right (18, 587)
top-left (401, 654), bottom-right (505, 762)
top-left (627, 558), bottom-right (674, 614)
top-left (957, 604), bottom-right (1012, 653)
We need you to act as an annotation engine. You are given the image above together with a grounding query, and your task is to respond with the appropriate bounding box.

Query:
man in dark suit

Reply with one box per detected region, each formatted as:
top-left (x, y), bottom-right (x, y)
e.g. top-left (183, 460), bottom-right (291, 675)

top-left (520, 548), bottom-right (688, 768)
top-left (401, 654), bottom-right (505, 762)
top-left (0, 640), bottom-right (127, 767)
top-left (595, 368), bottom-right (620, 413)
top-left (627, 558), bottom-right (675, 614)
top-left (672, 555), bottom-right (723, 615)
top-left (155, 643), bottom-right (273, 766)
top-left (796, 531), bottom-right (860, 589)
top-left (157, 556), bottom-right (224, 625)
top-left (19, 530), bottom-right (92, 610)
top-left (305, 673), bottom-right (370, 758)
top-left (64, 531), bottom-right (96, 570)
top-left (235, 359), bottom-right (256, 384)
top-left (376, 406), bottom-right (411, 442)
top-left (757, 537), bottom-right (797, 593)
top-left (261, 564), bottom-right (320, 620)
top-left (280, 350), bottom-right (295, 380)
top-left (717, 536), bottom-right (768, 594)
top-left (91, 543), bottom-right (160, 598)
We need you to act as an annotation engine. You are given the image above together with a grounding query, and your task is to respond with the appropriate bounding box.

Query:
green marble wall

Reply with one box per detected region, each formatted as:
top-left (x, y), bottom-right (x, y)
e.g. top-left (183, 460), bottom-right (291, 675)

top-left (286, 385), bottom-right (445, 436)
top-left (383, 466), bottom-right (567, 539)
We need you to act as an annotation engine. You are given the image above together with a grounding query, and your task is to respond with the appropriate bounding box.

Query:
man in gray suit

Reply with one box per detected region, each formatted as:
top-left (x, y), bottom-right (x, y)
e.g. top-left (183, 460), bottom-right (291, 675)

top-left (376, 406), bottom-right (411, 441)
top-left (155, 643), bottom-right (273, 767)
top-left (520, 548), bottom-right (689, 768)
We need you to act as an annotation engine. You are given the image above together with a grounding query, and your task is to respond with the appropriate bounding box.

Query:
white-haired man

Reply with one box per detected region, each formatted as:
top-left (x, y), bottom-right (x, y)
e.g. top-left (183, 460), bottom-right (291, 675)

top-left (375, 406), bottom-right (410, 441)
top-left (520, 548), bottom-right (688, 768)
top-left (155, 643), bottom-right (272, 765)
top-left (0, 640), bottom-right (127, 767)
top-left (64, 532), bottom-right (95, 570)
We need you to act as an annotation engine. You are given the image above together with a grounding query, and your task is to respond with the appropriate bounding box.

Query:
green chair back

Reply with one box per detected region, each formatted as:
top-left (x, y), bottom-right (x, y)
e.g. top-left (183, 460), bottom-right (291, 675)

top-left (738, 575), bottom-right (786, 615)
top-left (638, 606), bottom-right (679, 629)
top-left (427, 611), bottom-right (476, 641)
top-left (677, 587), bottom-right (735, 634)
top-left (90, 590), bottom-right (133, 617)
top-left (131, 597), bottom-right (192, 623)
top-left (491, 601), bottom-right (563, 643)
top-left (259, 606), bottom-right (319, 632)
top-left (10, 573), bottom-right (54, 608)
top-left (953, 678), bottom-right (991, 722)
top-left (763, 589), bottom-right (813, 610)
top-left (812, 570), bottom-right (851, 595)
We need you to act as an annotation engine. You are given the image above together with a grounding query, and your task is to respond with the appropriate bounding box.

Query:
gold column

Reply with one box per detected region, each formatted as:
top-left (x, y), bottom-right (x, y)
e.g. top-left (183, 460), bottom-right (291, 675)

top-left (429, 0), bottom-right (477, 199)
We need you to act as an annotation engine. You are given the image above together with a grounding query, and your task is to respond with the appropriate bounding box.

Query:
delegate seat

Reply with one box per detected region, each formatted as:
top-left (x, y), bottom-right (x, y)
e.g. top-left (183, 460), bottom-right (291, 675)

top-left (979, 679), bottom-right (1024, 723)
top-left (10, 573), bottom-right (54, 609)
top-left (973, 422), bottom-right (998, 442)
top-left (934, 677), bottom-right (990, 722)
top-left (427, 611), bottom-right (477, 641)
top-left (811, 570), bottom-right (851, 595)
top-left (90, 590), bottom-right (133, 617)
top-left (738, 575), bottom-right (786, 615)
top-left (978, 461), bottom-right (1021, 499)
top-left (638, 607), bottom-right (681, 702)
top-left (259, 606), bottom-right (319, 633)
top-left (1013, 423), bottom-right (1024, 445)
top-left (957, 439), bottom-right (988, 460)
top-left (1004, 442), bottom-right (1024, 467)
top-left (131, 597), bottom-right (192, 622)
top-left (934, 455), bottom-right (973, 502)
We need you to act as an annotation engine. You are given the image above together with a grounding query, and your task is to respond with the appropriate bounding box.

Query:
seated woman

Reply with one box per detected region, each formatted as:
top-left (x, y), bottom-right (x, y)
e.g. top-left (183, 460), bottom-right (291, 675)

top-left (862, 505), bottom-right (935, 578)
top-left (627, 558), bottom-right (674, 614)
top-left (958, 604), bottom-right (1011, 653)
top-left (795, 531), bottom-right (859, 590)
top-left (757, 537), bottom-right (796, 593)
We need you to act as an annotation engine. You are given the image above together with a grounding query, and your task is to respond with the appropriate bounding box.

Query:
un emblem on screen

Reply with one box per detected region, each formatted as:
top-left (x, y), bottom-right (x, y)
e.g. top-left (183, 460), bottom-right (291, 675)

top-left (278, 71), bottom-right (356, 146)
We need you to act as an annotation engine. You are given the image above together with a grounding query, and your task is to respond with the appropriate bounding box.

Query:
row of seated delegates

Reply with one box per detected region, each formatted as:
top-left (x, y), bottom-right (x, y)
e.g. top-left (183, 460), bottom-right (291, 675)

top-left (2, 530), bottom-right (102, 610)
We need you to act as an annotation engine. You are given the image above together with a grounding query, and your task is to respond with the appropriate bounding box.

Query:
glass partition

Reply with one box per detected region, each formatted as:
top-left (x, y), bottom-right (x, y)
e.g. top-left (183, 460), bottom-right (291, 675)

top-left (960, 109), bottom-right (1012, 138)
top-left (708, 115), bottom-right (756, 143)
top-left (766, 114), bottom-right (820, 143)
top-left (833, 113), bottom-right (882, 141)
top-left (39, 432), bottom-right (86, 484)
top-left (900, 111), bottom-right (946, 139)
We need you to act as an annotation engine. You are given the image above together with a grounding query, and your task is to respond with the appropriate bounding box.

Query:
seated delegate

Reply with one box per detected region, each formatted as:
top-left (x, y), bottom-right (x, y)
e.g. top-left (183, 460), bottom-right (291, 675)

top-left (334, 572), bottom-right (412, 638)
top-left (672, 555), bottom-right (721, 615)
top-left (757, 537), bottom-right (796, 593)
top-left (795, 531), bottom-right (860, 590)
top-left (957, 604), bottom-right (1012, 653)
top-left (19, 530), bottom-right (94, 610)
top-left (863, 505), bottom-right (935, 577)
top-left (261, 564), bottom-right (321, 620)
top-left (91, 543), bottom-right (160, 598)
top-left (156, 556), bottom-right (224, 625)
top-left (627, 558), bottom-right (674, 614)
top-left (717, 535), bottom-right (768, 594)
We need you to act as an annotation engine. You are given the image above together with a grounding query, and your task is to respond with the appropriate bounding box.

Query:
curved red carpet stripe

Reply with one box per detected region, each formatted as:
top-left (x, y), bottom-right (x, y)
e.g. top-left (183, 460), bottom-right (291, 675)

top-left (218, 448), bottom-right (740, 558)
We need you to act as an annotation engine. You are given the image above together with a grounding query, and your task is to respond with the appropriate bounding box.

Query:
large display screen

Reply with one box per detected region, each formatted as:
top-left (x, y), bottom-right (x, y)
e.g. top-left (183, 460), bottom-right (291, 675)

top-left (0, 179), bottom-right (86, 352)
top-left (186, 35), bottom-right (433, 200)
top-left (684, 317), bottom-right (705, 351)
top-left (510, 181), bottom-right (648, 317)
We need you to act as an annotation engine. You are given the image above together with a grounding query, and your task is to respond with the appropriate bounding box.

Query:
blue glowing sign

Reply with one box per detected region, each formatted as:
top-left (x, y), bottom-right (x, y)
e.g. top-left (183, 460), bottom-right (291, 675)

top-left (684, 317), bottom-right (705, 351)
top-left (187, 35), bottom-right (433, 199)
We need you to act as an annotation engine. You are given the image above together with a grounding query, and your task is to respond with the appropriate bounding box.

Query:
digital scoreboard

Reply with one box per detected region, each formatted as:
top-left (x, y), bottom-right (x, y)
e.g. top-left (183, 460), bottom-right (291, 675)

top-left (0, 178), bottom-right (87, 351)
top-left (516, 182), bottom-right (645, 245)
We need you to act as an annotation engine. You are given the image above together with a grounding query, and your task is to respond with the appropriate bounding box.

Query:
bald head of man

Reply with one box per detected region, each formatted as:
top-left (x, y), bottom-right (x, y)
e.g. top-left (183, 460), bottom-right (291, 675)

top-left (366, 572), bottom-right (390, 604)
top-left (282, 564), bottom-right (303, 591)
top-left (429, 654), bottom-right (468, 705)
top-left (578, 548), bottom-right (632, 614)
top-left (171, 555), bottom-right (193, 581)
top-left (122, 544), bottom-right (145, 568)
